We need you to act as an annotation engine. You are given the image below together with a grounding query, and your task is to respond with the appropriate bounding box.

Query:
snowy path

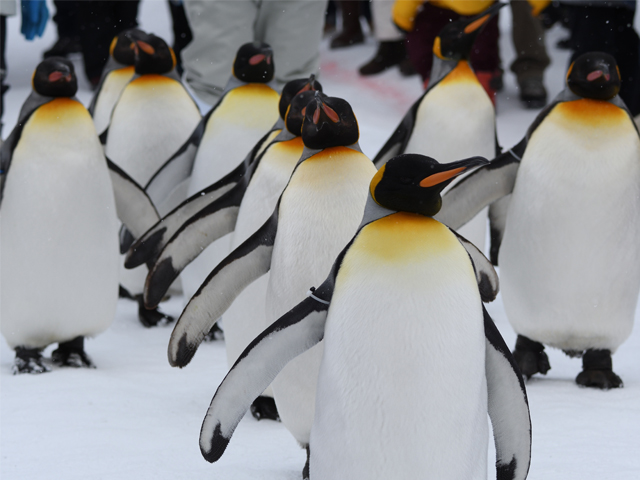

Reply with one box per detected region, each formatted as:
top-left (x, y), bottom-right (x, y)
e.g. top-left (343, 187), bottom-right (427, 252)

top-left (2, 3), bottom-right (639, 479)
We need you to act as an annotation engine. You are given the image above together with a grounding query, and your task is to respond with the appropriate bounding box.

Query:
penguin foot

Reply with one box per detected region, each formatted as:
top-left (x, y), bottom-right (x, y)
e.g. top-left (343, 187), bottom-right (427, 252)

top-left (13, 347), bottom-right (50, 375)
top-left (52, 337), bottom-right (95, 369)
top-left (204, 323), bottom-right (224, 342)
top-left (576, 349), bottom-right (623, 390)
top-left (302, 445), bottom-right (310, 480)
top-left (250, 396), bottom-right (280, 421)
top-left (512, 335), bottom-right (551, 379)
top-left (136, 295), bottom-right (174, 328)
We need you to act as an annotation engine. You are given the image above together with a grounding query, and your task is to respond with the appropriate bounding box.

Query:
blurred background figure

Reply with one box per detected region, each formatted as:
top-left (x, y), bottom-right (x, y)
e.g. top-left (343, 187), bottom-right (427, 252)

top-left (358, 0), bottom-right (415, 76)
top-left (329, 0), bottom-right (370, 48)
top-left (180, 0), bottom-right (327, 107)
top-left (42, 1), bottom-right (80, 59)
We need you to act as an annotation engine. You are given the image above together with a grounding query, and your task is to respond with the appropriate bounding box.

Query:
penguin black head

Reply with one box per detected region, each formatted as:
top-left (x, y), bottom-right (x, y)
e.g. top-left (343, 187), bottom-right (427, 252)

top-left (110, 28), bottom-right (145, 66)
top-left (279, 75), bottom-right (323, 120)
top-left (32, 57), bottom-right (78, 97)
top-left (126, 30), bottom-right (176, 75)
top-left (285, 90), bottom-right (327, 136)
top-left (233, 42), bottom-right (275, 83)
top-left (370, 154), bottom-right (488, 216)
top-left (301, 94), bottom-right (359, 149)
top-left (433, 2), bottom-right (505, 61)
top-left (567, 52), bottom-right (621, 101)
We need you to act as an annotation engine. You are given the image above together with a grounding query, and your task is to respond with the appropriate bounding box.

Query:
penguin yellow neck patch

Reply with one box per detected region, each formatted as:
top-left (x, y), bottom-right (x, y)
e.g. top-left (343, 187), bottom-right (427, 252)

top-left (129, 74), bottom-right (176, 87)
top-left (554, 99), bottom-right (627, 128)
top-left (439, 61), bottom-right (479, 87)
top-left (355, 213), bottom-right (458, 263)
top-left (32, 98), bottom-right (88, 122)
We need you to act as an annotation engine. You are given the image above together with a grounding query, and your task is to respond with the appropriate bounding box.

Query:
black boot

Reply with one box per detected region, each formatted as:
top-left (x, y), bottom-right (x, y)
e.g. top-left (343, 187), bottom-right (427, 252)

top-left (512, 335), bottom-right (551, 379)
top-left (518, 76), bottom-right (547, 109)
top-left (52, 336), bottom-right (95, 368)
top-left (576, 349), bottom-right (623, 389)
top-left (13, 347), bottom-right (49, 374)
top-left (302, 445), bottom-right (311, 480)
top-left (250, 396), bottom-right (280, 421)
top-left (330, 0), bottom-right (364, 49)
top-left (358, 40), bottom-right (406, 76)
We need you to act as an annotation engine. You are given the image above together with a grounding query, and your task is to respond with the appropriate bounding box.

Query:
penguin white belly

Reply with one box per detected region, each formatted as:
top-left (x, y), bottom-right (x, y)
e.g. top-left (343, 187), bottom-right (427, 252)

top-left (310, 214), bottom-right (488, 480)
top-left (92, 66), bottom-right (135, 136)
top-left (224, 137), bottom-right (304, 373)
top-left (105, 75), bottom-right (201, 186)
top-left (405, 63), bottom-right (495, 252)
top-left (266, 148), bottom-right (376, 445)
top-left (500, 100), bottom-right (640, 352)
top-left (181, 84), bottom-right (279, 302)
top-left (1, 99), bottom-right (119, 349)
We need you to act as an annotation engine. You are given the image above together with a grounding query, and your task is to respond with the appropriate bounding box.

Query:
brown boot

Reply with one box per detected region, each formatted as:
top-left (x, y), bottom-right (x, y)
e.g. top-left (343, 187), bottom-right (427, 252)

top-left (358, 40), bottom-right (406, 76)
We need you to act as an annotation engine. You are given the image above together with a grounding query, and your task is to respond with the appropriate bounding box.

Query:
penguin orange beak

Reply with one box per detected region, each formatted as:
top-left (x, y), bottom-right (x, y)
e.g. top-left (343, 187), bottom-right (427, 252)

top-left (587, 69), bottom-right (610, 82)
top-left (464, 14), bottom-right (490, 34)
top-left (48, 71), bottom-right (72, 82)
top-left (136, 40), bottom-right (155, 55)
top-left (313, 102), bottom-right (340, 124)
top-left (420, 167), bottom-right (467, 187)
top-left (249, 54), bottom-right (266, 65)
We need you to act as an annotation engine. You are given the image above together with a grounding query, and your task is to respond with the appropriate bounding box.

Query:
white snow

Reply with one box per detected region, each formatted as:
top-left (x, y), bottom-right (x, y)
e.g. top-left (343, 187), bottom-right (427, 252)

top-left (2, 3), bottom-right (639, 479)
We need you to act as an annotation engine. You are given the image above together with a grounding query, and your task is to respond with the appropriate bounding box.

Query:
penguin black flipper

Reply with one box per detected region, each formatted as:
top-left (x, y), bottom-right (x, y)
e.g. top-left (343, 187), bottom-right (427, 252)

top-left (372, 95), bottom-right (424, 168)
top-left (451, 230), bottom-right (499, 302)
top-left (0, 93), bottom-right (54, 206)
top-left (436, 137), bottom-right (526, 231)
top-left (167, 208), bottom-right (280, 367)
top-left (199, 269), bottom-right (338, 463)
top-left (106, 158), bottom-right (161, 239)
top-left (126, 159), bottom-right (250, 270)
top-left (483, 305), bottom-right (532, 480)
top-left (143, 180), bottom-right (249, 308)
top-left (143, 112), bottom-right (210, 206)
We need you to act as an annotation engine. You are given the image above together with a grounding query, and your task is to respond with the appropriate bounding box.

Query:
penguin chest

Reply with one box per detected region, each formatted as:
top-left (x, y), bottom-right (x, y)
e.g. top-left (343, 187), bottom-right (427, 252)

top-left (105, 75), bottom-right (201, 185)
top-left (188, 84), bottom-right (280, 195)
top-left (231, 136), bottom-right (304, 248)
top-left (311, 214), bottom-right (488, 479)
top-left (92, 66), bottom-right (135, 135)
top-left (267, 147), bottom-right (377, 318)
top-left (406, 61), bottom-right (496, 161)
top-left (501, 100), bottom-right (640, 350)
top-left (1, 99), bottom-right (119, 348)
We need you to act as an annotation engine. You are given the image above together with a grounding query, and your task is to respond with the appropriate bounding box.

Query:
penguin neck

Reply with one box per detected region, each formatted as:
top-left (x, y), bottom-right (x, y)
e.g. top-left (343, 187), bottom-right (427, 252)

top-left (129, 68), bottom-right (180, 83)
top-left (223, 75), bottom-right (278, 98)
top-left (429, 56), bottom-right (459, 87)
top-left (295, 142), bottom-right (363, 168)
top-left (359, 195), bottom-right (396, 230)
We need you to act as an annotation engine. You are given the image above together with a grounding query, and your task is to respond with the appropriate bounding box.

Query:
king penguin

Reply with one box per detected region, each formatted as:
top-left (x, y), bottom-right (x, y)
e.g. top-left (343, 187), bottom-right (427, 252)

top-left (372, 3), bottom-right (505, 252)
top-left (89, 28), bottom-right (141, 137)
top-left (194, 153), bottom-right (531, 480)
top-left (0, 58), bottom-right (161, 373)
top-left (178, 41), bottom-right (281, 304)
top-left (129, 83), bottom-right (323, 421)
top-left (103, 30), bottom-right (201, 326)
top-left (437, 52), bottom-right (640, 389)
top-left (166, 94), bottom-right (377, 475)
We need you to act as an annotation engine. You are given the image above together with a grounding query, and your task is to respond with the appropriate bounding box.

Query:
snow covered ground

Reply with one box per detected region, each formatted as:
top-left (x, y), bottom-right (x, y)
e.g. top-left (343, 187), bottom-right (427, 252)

top-left (2, 3), bottom-right (640, 479)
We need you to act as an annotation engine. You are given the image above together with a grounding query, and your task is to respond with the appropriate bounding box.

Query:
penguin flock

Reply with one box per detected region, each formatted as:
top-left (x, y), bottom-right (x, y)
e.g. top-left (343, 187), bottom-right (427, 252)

top-left (2, 4), bottom-right (639, 479)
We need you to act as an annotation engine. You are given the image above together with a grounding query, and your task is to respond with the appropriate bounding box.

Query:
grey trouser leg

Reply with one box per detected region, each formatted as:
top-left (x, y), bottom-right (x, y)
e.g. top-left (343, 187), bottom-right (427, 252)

top-left (510, 0), bottom-right (550, 81)
top-left (183, 0), bottom-right (326, 105)
top-left (371, 0), bottom-right (402, 42)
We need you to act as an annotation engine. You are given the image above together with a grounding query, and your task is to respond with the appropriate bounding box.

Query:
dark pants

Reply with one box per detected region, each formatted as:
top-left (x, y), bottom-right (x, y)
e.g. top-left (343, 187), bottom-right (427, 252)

top-left (510, 0), bottom-right (550, 81)
top-left (568, 4), bottom-right (640, 115)
top-left (405, 2), bottom-right (501, 81)
top-left (74, 1), bottom-right (140, 83)
top-left (53, 0), bottom-right (79, 39)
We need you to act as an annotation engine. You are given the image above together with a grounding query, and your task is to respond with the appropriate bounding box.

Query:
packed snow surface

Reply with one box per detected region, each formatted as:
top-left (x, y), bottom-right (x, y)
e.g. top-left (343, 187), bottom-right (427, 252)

top-left (2, 3), bottom-right (639, 479)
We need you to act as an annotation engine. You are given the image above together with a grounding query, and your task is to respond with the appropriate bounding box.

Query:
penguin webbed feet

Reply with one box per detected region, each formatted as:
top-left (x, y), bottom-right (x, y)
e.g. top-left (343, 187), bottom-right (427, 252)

top-left (512, 335), bottom-right (551, 380)
top-left (576, 349), bottom-right (623, 390)
top-left (250, 396), bottom-right (280, 421)
top-left (13, 347), bottom-right (50, 374)
top-left (51, 336), bottom-right (95, 369)
top-left (136, 295), bottom-right (175, 328)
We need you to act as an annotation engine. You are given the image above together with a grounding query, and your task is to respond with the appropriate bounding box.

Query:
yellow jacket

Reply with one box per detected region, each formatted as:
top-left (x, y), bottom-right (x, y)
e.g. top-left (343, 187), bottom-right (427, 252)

top-left (393, 0), bottom-right (551, 32)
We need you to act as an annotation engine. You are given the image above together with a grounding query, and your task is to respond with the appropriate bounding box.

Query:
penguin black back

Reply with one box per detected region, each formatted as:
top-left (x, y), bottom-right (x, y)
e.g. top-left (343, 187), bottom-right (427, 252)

top-left (33, 57), bottom-right (78, 97)
top-left (278, 75), bottom-right (323, 120)
top-left (301, 94), bottom-right (359, 149)
top-left (370, 154), bottom-right (488, 216)
top-left (567, 52), bottom-right (621, 101)
top-left (233, 42), bottom-right (275, 83)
